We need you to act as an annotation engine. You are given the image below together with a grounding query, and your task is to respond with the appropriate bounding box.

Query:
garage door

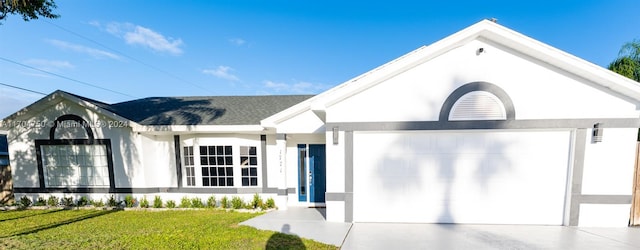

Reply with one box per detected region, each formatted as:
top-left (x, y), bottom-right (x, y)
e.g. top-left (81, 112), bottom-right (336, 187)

top-left (353, 130), bottom-right (571, 225)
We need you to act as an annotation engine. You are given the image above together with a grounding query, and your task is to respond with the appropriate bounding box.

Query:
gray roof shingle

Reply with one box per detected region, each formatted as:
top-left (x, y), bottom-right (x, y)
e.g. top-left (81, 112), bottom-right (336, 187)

top-left (107, 95), bottom-right (313, 126)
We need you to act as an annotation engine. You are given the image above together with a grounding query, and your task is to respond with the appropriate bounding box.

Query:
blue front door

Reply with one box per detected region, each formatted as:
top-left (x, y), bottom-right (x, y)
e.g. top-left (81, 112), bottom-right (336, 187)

top-left (309, 144), bottom-right (326, 203)
top-left (297, 144), bottom-right (326, 202)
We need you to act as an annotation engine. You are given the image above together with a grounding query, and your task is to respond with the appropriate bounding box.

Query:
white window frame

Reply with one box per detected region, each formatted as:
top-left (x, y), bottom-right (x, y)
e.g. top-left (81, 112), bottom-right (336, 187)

top-left (181, 139), bottom-right (261, 188)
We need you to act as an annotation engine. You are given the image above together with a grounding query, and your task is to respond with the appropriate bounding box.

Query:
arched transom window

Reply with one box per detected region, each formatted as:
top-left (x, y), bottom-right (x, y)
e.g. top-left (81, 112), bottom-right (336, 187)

top-left (449, 91), bottom-right (506, 121)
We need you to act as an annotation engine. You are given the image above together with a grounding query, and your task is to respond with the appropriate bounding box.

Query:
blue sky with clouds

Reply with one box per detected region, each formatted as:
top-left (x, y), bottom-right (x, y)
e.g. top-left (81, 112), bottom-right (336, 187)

top-left (0, 0), bottom-right (639, 118)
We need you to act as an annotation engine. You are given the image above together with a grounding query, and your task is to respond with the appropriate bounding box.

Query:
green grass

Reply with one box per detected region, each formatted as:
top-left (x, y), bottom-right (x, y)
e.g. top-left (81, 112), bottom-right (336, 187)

top-left (0, 209), bottom-right (337, 250)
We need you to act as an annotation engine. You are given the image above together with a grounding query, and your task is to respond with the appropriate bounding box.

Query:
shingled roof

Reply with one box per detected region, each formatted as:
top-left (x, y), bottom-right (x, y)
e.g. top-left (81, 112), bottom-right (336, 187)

top-left (75, 95), bottom-right (311, 126)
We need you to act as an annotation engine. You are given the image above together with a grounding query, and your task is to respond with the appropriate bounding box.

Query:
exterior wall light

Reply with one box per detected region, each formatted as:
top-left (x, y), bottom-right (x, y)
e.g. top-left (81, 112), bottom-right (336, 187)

top-left (592, 123), bottom-right (603, 143)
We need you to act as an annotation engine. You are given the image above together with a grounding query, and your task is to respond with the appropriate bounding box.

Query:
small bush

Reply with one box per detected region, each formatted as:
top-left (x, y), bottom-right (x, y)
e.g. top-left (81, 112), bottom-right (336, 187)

top-left (107, 195), bottom-right (119, 207)
top-left (243, 201), bottom-right (253, 209)
top-left (140, 196), bottom-right (150, 208)
top-left (206, 195), bottom-right (216, 208)
top-left (221, 196), bottom-right (230, 209)
top-left (231, 196), bottom-right (243, 209)
top-left (266, 197), bottom-right (276, 209)
top-left (191, 197), bottom-right (204, 208)
top-left (19, 196), bottom-right (32, 208)
top-left (34, 196), bottom-right (46, 206)
top-left (166, 200), bottom-right (176, 208)
top-left (124, 195), bottom-right (136, 208)
top-left (61, 196), bottom-right (74, 207)
top-left (251, 193), bottom-right (263, 209)
top-left (91, 199), bottom-right (105, 207)
top-left (47, 196), bottom-right (59, 207)
top-left (153, 196), bottom-right (163, 208)
top-left (180, 196), bottom-right (191, 208)
top-left (77, 196), bottom-right (90, 206)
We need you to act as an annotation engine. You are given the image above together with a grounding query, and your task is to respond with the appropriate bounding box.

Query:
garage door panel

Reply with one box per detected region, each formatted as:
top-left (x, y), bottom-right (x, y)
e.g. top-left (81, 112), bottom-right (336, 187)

top-left (353, 130), bottom-right (571, 224)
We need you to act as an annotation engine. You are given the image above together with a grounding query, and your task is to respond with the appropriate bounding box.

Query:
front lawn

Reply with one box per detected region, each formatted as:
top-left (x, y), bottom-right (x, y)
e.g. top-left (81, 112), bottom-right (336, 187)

top-left (0, 209), bottom-right (336, 249)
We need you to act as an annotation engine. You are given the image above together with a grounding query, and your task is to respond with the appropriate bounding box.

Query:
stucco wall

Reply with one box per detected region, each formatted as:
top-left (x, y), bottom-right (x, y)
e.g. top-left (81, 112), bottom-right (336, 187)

top-left (6, 100), bottom-right (141, 189)
top-left (138, 134), bottom-right (176, 188)
top-left (326, 40), bottom-right (639, 122)
top-left (582, 128), bottom-right (637, 195)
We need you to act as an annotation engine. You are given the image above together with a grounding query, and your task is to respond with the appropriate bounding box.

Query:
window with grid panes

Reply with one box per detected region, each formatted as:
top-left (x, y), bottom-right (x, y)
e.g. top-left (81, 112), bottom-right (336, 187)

top-left (240, 146), bottom-right (258, 186)
top-left (199, 145), bottom-right (233, 186)
top-left (40, 144), bottom-right (110, 187)
top-left (183, 146), bottom-right (195, 186)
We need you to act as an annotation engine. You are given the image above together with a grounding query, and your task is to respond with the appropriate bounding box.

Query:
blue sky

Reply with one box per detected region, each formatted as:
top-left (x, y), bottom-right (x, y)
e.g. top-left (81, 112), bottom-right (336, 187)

top-left (0, 0), bottom-right (639, 118)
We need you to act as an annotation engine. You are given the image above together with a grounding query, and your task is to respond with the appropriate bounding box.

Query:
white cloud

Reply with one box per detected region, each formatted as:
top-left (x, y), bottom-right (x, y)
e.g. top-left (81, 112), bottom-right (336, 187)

top-left (263, 80), bottom-right (331, 94)
top-left (47, 39), bottom-right (120, 60)
top-left (202, 66), bottom-right (240, 81)
top-left (24, 59), bottom-right (74, 71)
top-left (88, 20), bottom-right (101, 27)
top-left (105, 22), bottom-right (184, 55)
top-left (229, 38), bottom-right (246, 46)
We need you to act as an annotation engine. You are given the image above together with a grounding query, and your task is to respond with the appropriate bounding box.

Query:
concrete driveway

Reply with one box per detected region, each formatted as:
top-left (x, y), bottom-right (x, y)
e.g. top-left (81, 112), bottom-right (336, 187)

top-left (240, 207), bottom-right (640, 249)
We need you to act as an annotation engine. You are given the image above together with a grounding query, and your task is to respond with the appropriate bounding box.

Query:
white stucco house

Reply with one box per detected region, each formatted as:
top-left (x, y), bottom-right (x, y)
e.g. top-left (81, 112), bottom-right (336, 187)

top-left (3, 20), bottom-right (640, 227)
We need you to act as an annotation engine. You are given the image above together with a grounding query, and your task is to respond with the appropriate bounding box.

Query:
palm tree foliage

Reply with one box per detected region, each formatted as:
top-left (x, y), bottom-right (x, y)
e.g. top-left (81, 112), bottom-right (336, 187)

top-left (609, 40), bottom-right (640, 82)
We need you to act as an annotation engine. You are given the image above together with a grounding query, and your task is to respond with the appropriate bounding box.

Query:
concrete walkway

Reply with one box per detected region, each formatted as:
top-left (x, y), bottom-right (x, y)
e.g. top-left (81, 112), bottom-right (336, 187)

top-left (239, 207), bottom-right (352, 246)
top-left (241, 208), bottom-right (640, 249)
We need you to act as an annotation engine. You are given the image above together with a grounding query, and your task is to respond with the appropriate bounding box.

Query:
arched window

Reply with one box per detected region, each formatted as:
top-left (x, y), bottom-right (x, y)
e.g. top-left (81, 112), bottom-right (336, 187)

top-left (449, 91), bottom-right (506, 121)
top-left (440, 82), bottom-right (515, 121)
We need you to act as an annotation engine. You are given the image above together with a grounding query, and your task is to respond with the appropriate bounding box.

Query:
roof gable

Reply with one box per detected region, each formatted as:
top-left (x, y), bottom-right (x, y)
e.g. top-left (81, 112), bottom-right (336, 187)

top-left (1, 90), bottom-right (132, 126)
top-left (262, 20), bottom-right (640, 126)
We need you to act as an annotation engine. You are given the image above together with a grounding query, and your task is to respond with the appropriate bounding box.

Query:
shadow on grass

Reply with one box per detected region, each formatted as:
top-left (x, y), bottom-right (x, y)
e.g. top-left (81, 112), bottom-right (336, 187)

top-left (266, 224), bottom-right (305, 250)
top-left (0, 209), bottom-right (118, 238)
top-left (0, 209), bottom-right (66, 222)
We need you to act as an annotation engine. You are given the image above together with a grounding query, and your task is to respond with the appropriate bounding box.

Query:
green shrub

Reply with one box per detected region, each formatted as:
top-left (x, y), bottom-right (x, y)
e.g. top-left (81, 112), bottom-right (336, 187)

top-left (47, 196), bottom-right (59, 207)
top-left (180, 196), bottom-right (191, 208)
top-left (153, 196), bottom-right (163, 208)
top-left (19, 196), bottom-right (32, 208)
top-left (231, 196), bottom-right (243, 209)
top-left (243, 201), bottom-right (253, 209)
top-left (91, 199), bottom-right (105, 207)
top-left (221, 196), bottom-right (230, 209)
top-left (265, 197), bottom-right (276, 209)
top-left (124, 195), bottom-right (136, 208)
top-left (206, 195), bottom-right (216, 208)
top-left (34, 196), bottom-right (46, 206)
top-left (140, 196), bottom-right (150, 208)
top-left (191, 197), bottom-right (204, 208)
top-left (251, 193), bottom-right (263, 209)
top-left (166, 200), bottom-right (176, 208)
top-left (61, 196), bottom-right (74, 207)
top-left (77, 196), bottom-right (90, 206)
top-left (107, 195), bottom-right (119, 207)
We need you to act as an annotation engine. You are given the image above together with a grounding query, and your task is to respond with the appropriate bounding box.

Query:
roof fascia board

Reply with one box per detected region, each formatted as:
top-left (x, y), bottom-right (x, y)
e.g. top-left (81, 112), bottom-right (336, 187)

top-left (313, 19), bottom-right (640, 111)
top-left (477, 22), bottom-right (640, 102)
top-left (261, 21), bottom-right (488, 127)
top-left (317, 22), bottom-right (487, 109)
top-left (2, 90), bottom-right (63, 122)
top-left (1, 90), bottom-right (142, 130)
top-left (134, 124), bottom-right (265, 133)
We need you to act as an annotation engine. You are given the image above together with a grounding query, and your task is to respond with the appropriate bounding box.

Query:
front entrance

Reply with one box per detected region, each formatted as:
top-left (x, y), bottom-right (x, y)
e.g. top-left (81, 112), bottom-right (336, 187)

top-left (297, 144), bottom-right (326, 203)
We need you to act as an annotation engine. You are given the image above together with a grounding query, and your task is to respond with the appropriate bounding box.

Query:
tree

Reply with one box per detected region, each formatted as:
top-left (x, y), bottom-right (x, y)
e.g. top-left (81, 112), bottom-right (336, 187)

top-left (608, 40), bottom-right (640, 82)
top-left (0, 0), bottom-right (59, 23)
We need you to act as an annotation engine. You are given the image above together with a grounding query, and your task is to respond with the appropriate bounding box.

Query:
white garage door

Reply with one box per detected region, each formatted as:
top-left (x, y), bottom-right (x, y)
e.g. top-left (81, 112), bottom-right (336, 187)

top-left (353, 130), bottom-right (571, 225)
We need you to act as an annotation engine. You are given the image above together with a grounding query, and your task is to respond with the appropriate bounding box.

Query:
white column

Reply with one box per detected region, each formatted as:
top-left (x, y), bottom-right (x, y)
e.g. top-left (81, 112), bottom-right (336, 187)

top-left (275, 133), bottom-right (288, 210)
